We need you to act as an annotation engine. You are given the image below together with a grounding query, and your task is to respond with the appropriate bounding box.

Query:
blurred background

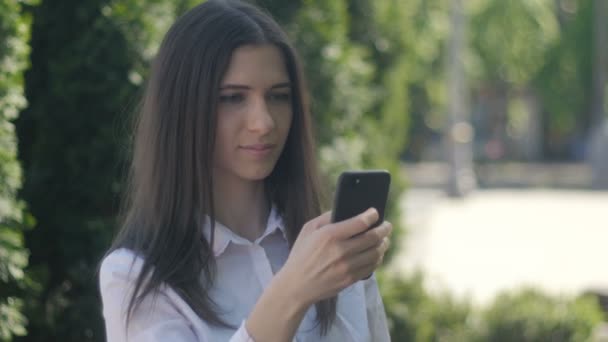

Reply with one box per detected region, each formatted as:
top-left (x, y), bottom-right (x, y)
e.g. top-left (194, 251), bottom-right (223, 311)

top-left (1, 0), bottom-right (607, 341)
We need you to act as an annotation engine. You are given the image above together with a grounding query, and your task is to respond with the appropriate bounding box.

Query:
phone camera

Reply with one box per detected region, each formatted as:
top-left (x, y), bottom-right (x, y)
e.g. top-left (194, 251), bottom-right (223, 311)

top-left (355, 178), bottom-right (360, 185)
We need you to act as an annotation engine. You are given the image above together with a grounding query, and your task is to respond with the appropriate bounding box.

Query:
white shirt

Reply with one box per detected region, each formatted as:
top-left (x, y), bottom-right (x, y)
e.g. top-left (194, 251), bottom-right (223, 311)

top-left (99, 207), bottom-right (391, 341)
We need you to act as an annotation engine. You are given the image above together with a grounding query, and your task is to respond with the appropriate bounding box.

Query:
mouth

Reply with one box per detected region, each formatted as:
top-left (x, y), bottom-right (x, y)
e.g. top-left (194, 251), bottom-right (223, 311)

top-left (239, 143), bottom-right (276, 151)
top-left (239, 143), bottom-right (276, 157)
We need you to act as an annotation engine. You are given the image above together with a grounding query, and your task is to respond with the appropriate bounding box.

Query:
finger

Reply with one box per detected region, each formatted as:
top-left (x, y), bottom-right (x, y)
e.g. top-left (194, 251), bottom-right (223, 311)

top-left (347, 237), bottom-right (390, 271)
top-left (303, 211), bottom-right (332, 232)
top-left (351, 247), bottom-right (388, 281)
top-left (340, 221), bottom-right (392, 256)
top-left (329, 208), bottom-right (379, 240)
top-left (351, 261), bottom-right (380, 283)
top-left (313, 211), bottom-right (332, 229)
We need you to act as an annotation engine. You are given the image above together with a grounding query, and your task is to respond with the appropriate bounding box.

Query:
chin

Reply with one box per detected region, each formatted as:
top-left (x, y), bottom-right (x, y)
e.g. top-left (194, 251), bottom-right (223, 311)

top-left (239, 165), bottom-right (275, 181)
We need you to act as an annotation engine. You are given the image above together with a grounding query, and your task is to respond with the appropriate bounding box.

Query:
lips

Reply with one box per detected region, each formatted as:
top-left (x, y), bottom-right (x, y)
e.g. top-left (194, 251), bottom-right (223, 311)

top-left (239, 143), bottom-right (275, 151)
top-left (239, 143), bottom-right (276, 158)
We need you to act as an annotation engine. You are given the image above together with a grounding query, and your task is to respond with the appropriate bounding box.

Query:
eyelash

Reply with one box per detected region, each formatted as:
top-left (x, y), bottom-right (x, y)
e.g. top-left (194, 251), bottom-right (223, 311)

top-left (219, 93), bottom-right (245, 104)
top-left (268, 93), bottom-right (291, 102)
top-left (218, 92), bottom-right (291, 104)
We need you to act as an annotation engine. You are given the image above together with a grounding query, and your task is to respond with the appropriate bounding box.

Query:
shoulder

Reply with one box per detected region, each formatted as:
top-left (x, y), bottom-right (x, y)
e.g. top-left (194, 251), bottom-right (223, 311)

top-left (99, 250), bottom-right (203, 341)
top-left (99, 248), bottom-right (144, 293)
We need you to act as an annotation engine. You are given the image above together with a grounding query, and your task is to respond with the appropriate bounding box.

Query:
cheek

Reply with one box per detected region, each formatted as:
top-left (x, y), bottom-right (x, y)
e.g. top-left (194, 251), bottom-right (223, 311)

top-left (276, 110), bottom-right (293, 137)
top-left (214, 116), bottom-right (237, 157)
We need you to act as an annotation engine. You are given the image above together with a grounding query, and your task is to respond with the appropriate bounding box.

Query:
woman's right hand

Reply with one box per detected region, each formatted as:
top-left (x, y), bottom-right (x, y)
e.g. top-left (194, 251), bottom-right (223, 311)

top-left (245, 209), bottom-right (391, 342)
top-left (279, 208), bottom-right (392, 307)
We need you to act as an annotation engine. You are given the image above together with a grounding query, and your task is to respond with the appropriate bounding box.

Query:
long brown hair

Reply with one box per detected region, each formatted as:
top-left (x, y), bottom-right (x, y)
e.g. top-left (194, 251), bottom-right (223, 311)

top-left (108, 0), bottom-right (337, 335)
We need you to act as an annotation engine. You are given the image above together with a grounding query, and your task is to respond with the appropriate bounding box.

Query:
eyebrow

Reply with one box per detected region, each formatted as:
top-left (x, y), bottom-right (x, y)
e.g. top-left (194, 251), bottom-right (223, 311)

top-left (219, 82), bottom-right (291, 90)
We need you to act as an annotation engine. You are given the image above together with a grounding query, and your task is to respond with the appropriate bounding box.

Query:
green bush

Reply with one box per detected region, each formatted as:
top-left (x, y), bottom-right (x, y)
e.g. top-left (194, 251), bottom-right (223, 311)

top-left (0, 0), bottom-right (35, 340)
top-left (15, 0), bottom-right (174, 340)
top-left (378, 271), bottom-right (475, 342)
top-left (477, 288), bottom-right (604, 342)
top-left (379, 274), bottom-right (605, 342)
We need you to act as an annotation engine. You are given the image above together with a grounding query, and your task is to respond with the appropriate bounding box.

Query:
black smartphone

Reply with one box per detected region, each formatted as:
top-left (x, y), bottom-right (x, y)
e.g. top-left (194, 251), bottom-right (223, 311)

top-left (331, 170), bottom-right (391, 229)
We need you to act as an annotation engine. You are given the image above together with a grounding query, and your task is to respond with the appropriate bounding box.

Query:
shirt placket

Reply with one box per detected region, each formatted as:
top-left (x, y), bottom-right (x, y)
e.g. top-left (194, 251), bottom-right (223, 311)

top-left (250, 244), bottom-right (274, 289)
top-left (249, 244), bottom-right (300, 342)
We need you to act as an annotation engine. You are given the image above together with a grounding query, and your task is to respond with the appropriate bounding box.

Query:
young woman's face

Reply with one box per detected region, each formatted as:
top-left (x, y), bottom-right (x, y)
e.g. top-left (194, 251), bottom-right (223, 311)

top-left (213, 44), bottom-right (293, 183)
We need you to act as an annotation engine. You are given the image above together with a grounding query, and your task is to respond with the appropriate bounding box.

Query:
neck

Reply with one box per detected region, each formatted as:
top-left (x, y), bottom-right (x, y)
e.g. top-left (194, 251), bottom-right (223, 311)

top-left (212, 173), bottom-right (270, 242)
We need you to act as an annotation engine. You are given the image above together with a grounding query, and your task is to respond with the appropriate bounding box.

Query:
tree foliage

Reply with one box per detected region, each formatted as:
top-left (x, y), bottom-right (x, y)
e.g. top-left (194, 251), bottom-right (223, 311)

top-left (9, 0), bottom-right (607, 340)
top-left (533, 0), bottom-right (594, 154)
top-left (469, 0), bottom-right (559, 86)
top-left (0, 0), bottom-right (35, 340)
top-left (402, 0), bottom-right (603, 161)
top-left (467, 0), bottom-right (589, 160)
top-left (14, 1), bottom-right (412, 339)
top-left (256, 0), bottom-right (415, 261)
top-left (15, 0), bottom-right (174, 340)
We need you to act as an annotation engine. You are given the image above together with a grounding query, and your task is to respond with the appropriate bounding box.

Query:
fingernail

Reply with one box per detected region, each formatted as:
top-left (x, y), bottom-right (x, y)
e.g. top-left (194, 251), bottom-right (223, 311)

top-left (364, 208), bottom-right (378, 225)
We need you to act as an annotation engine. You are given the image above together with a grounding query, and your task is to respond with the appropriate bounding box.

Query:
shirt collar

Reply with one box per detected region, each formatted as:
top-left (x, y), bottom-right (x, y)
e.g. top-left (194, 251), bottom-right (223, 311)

top-left (201, 205), bottom-right (288, 257)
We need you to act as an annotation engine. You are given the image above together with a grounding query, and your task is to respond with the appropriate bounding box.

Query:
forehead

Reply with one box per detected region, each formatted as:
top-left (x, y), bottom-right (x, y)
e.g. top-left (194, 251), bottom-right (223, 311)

top-left (221, 44), bottom-right (289, 87)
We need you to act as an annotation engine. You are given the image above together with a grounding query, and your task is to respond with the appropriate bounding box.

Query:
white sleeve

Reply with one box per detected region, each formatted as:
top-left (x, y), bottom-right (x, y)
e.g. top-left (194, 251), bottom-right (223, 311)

top-left (363, 273), bottom-right (391, 342)
top-left (230, 321), bottom-right (256, 342)
top-left (99, 250), bottom-right (255, 342)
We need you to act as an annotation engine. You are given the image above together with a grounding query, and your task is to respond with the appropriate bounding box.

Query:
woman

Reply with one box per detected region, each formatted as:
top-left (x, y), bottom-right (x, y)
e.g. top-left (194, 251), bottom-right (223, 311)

top-left (99, 1), bottom-right (393, 341)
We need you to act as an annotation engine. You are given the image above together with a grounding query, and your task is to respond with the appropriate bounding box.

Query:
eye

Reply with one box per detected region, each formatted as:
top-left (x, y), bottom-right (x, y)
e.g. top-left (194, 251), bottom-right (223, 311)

top-left (219, 93), bottom-right (245, 104)
top-left (267, 92), bottom-right (291, 102)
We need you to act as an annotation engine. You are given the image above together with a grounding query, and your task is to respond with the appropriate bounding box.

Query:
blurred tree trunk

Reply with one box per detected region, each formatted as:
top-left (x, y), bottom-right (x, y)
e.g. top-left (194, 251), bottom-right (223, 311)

top-left (522, 90), bottom-right (542, 161)
top-left (445, 0), bottom-right (476, 197)
top-left (588, 0), bottom-right (608, 189)
top-left (591, 0), bottom-right (607, 128)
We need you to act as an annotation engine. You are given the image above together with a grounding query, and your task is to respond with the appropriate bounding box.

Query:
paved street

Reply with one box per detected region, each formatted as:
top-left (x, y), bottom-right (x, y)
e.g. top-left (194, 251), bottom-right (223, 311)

top-left (391, 187), bottom-right (608, 306)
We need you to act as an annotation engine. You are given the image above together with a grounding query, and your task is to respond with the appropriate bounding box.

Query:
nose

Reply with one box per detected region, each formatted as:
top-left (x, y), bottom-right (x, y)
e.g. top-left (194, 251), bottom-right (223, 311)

top-left (247, 96), bottom-right (275, 134)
